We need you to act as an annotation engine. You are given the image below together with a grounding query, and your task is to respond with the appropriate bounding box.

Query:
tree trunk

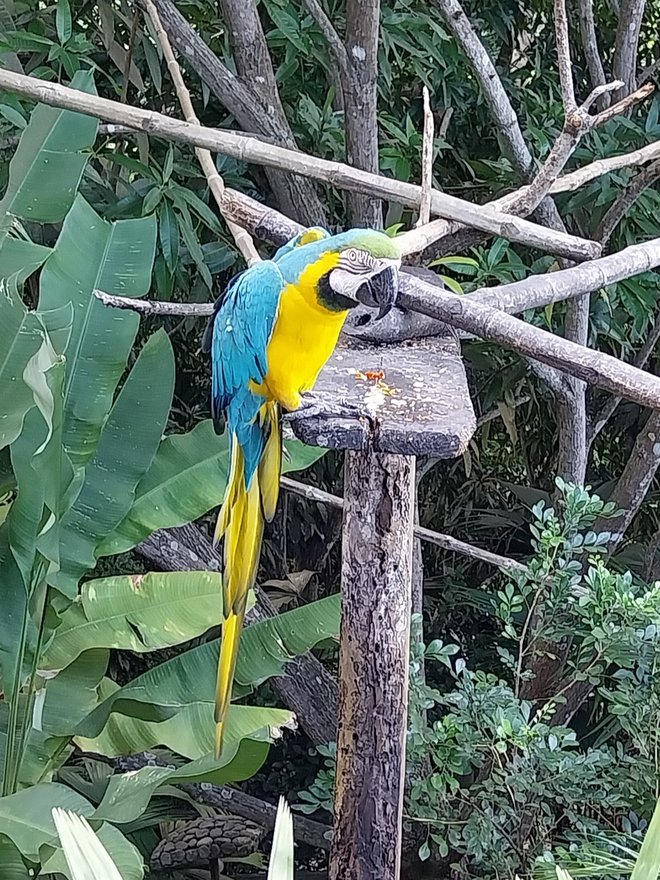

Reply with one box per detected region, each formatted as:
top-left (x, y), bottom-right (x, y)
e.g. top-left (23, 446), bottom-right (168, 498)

top-left (343, 0), bottom-right (383, 227)
top-left (329, 451), bottom-right (414, 880)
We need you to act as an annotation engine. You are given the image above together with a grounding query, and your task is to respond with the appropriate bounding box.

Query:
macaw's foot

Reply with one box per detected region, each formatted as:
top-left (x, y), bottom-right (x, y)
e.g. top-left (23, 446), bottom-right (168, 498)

top-left (284, 393), bottom-right (366, 423)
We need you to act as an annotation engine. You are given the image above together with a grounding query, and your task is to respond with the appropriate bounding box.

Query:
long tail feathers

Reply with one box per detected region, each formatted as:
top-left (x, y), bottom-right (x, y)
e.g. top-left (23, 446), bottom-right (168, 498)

top-left (215, 609), bottom-right (245, 757)
top-left (213, 402), bottom-right (282, 757)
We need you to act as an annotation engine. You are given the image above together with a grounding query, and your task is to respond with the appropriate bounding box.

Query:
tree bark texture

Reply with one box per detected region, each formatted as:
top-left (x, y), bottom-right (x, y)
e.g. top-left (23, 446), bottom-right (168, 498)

top-left (343, 0), bottom-right (383, 227)
top-left (593, 407), bottom-right (660, 551)
top-left (612, 0), bottom-right (646, 100)
top-left (330, 451), bottom-right (415, 880)
top-left (145, 0), bottom-right (327, 225)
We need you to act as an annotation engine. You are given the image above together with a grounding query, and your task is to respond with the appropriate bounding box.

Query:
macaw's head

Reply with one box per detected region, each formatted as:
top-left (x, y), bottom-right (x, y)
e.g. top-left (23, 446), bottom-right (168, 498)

top-left (323, 229), bottom-right (401, 321)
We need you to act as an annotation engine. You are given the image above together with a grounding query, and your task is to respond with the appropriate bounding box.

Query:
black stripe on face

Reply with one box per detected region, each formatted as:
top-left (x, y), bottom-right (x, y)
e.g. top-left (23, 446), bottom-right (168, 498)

top-left (317, 271), bottom-right (359, 312)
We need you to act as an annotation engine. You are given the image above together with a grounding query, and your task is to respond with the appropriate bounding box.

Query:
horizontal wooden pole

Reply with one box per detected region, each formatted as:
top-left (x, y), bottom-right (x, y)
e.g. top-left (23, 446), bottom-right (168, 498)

top-left (280, 477), bottom-right (525, 571)
top-left (0, 68), bottom-right (600, 262)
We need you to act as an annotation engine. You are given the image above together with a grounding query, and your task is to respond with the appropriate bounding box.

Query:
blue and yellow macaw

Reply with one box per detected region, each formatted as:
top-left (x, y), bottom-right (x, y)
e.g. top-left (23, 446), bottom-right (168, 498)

top-left (203, 227), bottom-right (401, 755)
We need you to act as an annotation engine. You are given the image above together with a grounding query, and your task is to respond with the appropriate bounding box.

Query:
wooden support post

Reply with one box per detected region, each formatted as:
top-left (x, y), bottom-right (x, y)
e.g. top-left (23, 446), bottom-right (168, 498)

top-left (329, 450), bottom-right (415, 880)
top-left (289, 326), bottom-right (475, 879)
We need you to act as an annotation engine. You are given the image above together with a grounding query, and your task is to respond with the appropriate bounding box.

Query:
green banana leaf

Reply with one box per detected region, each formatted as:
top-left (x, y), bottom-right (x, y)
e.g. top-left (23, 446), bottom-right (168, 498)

top-left (86, 702), bottom-right (289, 818)
top-left (42, 571), bottom-right (224, 670)
top-left (40, 649), bottom-right (110, 738)
top-left (0, 835), bottom-right (29, 879)
top-left (632, 795), bottom-right (660, 880)
top-left (0, 783), bottom-right (143, 880)
top-left (38, 195), bottom-right (157, 470)
top-left (50, 329), bottom-right (175, 595)
top-left (0, 282), bottom-right (62, 451)
top-left (0, 69), bottom-right (97, 233)
top-left (0, 237), bottom-right (51, 283)
top-left (99, 420), bottom-right (328, 557)
top-left (76, 698), bottom-right (288, 777)
top-left (76, 594), bottom-right (340, 738)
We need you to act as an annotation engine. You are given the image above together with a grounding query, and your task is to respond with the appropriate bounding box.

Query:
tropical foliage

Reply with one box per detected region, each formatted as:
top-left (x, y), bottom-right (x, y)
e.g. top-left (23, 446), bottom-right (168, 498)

top-left (0, 88), bottom-right (333, 876)
top-left (2, 0), bottom-right (660, 877)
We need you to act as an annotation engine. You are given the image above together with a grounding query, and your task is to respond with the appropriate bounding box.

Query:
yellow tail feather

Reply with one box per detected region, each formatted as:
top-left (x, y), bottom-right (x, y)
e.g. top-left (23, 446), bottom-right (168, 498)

top-left (213, 405), bottom-right (282, 756)
top-left (215, 609), bottom-right (245, 757)
top-left (258, 402), bottom-right (282, 522)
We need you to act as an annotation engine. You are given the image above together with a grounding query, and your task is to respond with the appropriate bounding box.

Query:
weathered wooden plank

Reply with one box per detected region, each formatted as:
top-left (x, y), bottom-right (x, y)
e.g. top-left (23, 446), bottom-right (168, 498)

top-left (289, 334), bottom-right (476, 457)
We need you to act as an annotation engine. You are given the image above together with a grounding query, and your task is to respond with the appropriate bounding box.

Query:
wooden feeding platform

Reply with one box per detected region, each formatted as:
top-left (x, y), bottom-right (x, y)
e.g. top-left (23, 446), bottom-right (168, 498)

top-left (290, 333), bottom-right (475, 457)
top-left (288, 328), bottom-right (475, 880)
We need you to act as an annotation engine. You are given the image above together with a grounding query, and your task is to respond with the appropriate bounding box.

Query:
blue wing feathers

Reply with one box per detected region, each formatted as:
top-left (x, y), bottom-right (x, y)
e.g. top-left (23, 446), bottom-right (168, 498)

top-left (210, 260), bottom-right (284, 487)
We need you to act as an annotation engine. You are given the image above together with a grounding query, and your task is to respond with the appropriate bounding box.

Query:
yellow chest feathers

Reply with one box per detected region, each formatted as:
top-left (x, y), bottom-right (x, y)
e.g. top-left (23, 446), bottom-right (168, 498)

top-left (259, 252), bottom-right (349, 411)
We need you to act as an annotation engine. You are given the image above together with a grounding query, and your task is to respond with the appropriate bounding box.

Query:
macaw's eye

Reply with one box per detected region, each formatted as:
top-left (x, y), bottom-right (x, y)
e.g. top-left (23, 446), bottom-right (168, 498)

top-left (342, 248), bottom-right (375, 271)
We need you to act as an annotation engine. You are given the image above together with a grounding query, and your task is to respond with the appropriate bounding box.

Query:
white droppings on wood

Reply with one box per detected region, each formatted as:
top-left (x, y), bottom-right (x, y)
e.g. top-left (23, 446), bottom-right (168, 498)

top-left (351, 45), bottom-right (366, 61)
top-left (364, 383), bottom-right (387, 414)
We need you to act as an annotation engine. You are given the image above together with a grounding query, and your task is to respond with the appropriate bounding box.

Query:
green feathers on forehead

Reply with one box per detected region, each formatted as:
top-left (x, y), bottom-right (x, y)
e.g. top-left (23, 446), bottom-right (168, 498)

top-left (332, 228), bottom-right (401, 259)
top-left (275, 228), bottom-right (400, 282)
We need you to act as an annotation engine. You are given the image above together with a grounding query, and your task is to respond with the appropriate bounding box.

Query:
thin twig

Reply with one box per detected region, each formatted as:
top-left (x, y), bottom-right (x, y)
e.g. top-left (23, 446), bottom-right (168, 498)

top-left (0, 68), bottom-right (601, 262)
top-left (280, 477), bottom-right (525, 571)
top-left (140, 0), bottom-right (260, 265)
top-left (397, 84), bottom-right (653, 258)
top-left (416, 86), bottom-right (434, 227)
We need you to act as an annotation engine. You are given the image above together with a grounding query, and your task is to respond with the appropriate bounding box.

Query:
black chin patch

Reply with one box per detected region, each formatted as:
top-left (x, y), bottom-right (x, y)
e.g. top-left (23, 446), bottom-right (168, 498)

top-left (317, 272), bottom-right (358, 312)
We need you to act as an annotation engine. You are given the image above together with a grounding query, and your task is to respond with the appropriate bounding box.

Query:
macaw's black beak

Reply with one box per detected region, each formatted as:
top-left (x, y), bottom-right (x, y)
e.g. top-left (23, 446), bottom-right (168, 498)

top-left (355, 265), bottom-right (400, 321)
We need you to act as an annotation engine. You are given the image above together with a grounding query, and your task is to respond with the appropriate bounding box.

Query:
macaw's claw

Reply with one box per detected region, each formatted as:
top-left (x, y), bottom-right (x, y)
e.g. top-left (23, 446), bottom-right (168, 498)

top-left (284, 393), bottom-right (366, 423)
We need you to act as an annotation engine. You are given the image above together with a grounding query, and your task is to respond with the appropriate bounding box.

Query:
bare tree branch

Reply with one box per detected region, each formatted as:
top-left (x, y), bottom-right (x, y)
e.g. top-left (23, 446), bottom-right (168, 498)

top-left (587, 310), bottom-right (660, 448)
top-left (397, 83), bottom-right (654, 260)
top-left (576, 0), bottom-right (609, 108)
top-left (295, 0), bottom-right (382, 225)
top-left (93, 233), bottom-right (660, 321)
top-left (613, 0), bottom-right (647, 100)
top-left (94, 232), bottom-right (660, 411)
top-left (216, 0), bottom-right (283, 116)
top-left (141, 0), bottom-right (259, 265)
top-left (280, 477), bottom-right (525, 571)
top-left (397, 275), bottom-right (660, 410)
top-left (595, 158), bottom-right (660, 246)
top-left (137, 0), bottom-right (327, 225)
top-left (554, 0), bottom-right (577, 112)
top-left (430, 0), bottom-right (534, 178)
top-left (0, 68), bottom-right (601, 262)
top-left (593, 407), bottom-right (660, 550)
top-left (297, 0), bottom-right (350, 86)
top-left (416, 86), bottom-right (434, 227)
